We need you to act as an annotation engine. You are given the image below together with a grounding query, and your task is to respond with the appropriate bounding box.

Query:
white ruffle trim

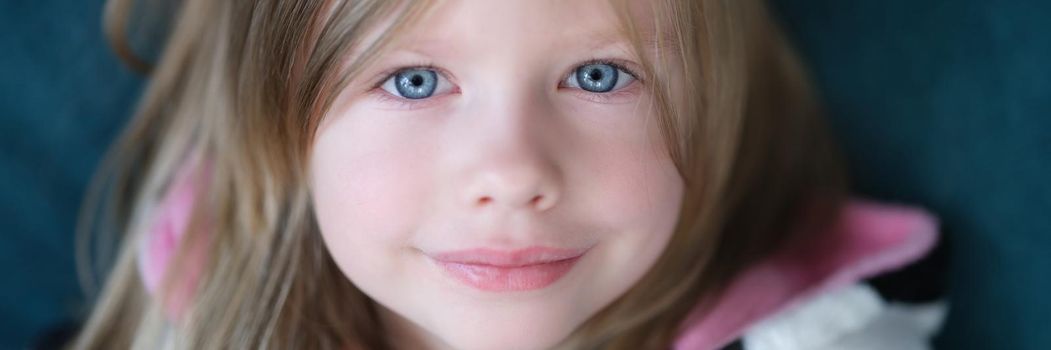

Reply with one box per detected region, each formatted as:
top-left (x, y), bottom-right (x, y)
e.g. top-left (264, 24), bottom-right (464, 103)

top-left (742, 283), bottom-right (948, 350)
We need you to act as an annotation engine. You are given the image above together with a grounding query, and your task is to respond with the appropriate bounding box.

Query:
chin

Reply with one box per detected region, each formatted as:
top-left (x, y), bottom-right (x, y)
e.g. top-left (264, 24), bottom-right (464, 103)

top-left (440, 330), bottom-right (569, 350)
top-left (430, 311), bottom-right (580, 350)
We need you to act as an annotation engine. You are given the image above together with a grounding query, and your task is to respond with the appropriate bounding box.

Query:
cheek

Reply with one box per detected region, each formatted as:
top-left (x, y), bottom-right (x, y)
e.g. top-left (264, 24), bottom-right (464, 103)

top-left (308, 112), bottom-right (434, 282)
top-left (590, 150), bottom-right (681, 224)
top-left (597, 151), bottom-right (682, 278)
top-left (562, 105), bottom-right (685, 301)
top-left (569, 108), bottom-right (683, 235)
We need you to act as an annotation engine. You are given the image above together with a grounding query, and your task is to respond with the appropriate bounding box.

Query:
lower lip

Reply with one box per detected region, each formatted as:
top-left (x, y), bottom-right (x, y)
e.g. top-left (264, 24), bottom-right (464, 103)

top-left (433, 256), bottom-right (583, 292)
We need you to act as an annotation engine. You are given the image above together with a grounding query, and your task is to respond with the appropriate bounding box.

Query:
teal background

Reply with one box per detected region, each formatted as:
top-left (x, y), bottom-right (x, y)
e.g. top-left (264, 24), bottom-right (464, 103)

top-left (2, 1), bottom-right (1048, 349)
top-left (1, 0), bottom-right (143, 348)
top-left (769, 1), bottom-right (1051, 349)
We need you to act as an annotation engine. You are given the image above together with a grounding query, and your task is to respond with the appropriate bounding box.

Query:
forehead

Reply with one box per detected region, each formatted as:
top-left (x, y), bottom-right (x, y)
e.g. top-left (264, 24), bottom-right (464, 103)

top-left (387, 0), bottom-right (657, 58)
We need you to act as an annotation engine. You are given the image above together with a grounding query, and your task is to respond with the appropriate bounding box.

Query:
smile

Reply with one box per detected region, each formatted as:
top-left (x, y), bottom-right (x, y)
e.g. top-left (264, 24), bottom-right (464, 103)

top-left (428, 246), bottom-right (588, 292)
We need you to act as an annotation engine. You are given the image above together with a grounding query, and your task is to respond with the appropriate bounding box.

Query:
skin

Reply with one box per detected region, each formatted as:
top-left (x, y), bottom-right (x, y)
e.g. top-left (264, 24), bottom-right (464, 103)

top-left (309, 1), bottom-right (684, 349)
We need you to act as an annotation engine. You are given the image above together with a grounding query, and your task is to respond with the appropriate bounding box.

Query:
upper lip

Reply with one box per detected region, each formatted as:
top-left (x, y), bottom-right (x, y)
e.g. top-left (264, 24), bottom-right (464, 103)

top-left (428, 246), bottom-right (589, 267)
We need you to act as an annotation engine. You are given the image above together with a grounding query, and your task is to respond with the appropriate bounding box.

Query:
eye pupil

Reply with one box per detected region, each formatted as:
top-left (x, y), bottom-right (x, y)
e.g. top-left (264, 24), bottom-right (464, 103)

top-left (575, 64), bottom-right (618, 93)
top-left (587, 69), bottom-right (603, 81)
top-left (409, 74), bottom-right (424, 86)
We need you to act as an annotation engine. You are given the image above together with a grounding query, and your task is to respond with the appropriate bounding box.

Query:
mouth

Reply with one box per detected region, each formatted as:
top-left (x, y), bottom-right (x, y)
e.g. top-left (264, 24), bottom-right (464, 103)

top-left (427, 247), bottom-right (589, 292)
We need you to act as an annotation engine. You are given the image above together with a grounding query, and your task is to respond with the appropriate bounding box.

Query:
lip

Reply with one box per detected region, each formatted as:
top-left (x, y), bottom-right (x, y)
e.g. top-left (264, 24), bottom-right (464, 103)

top-left (428, 247), bottom-right (588, 292)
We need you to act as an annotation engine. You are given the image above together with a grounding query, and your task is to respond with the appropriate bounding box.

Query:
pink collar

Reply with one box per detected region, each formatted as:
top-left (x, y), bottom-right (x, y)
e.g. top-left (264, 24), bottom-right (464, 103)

top-left (673, 200), bottom-right (939, 350)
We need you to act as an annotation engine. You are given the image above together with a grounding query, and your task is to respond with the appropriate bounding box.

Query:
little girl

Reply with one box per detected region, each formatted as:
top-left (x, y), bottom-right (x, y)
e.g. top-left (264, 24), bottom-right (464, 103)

top-left (73, 0), bottom-right (947, 349)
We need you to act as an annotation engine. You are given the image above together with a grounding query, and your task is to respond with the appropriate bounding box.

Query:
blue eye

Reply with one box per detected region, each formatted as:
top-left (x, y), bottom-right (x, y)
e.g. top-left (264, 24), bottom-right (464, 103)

top-left (568, 63), bottom-right (635, 93)
top-left (576, 64), bottom-right (617, 92)
top-left (380, 67), bottom-right (449, 99)
top-left (383, 68), bottom-right (440, 99)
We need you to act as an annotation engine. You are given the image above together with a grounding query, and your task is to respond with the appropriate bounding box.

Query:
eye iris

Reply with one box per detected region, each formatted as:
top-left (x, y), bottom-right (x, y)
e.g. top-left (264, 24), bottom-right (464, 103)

top-left (395, 69), bottom-right (438, 99)
top-left (576, 64), bottom-right (618, 93)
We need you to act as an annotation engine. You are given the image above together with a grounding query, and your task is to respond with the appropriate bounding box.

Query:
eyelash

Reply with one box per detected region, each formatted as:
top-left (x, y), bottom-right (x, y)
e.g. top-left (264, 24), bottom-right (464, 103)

top-left (559, 58), bottom-right (643, 103)
top-left (563, 58), bottom-right (644, 85)
top-left (369, 62), bottom-right (444, 89)
top-left (368, 58), bottom-right (644, 108)
top-left (369, 62), bottom-right (454, 110)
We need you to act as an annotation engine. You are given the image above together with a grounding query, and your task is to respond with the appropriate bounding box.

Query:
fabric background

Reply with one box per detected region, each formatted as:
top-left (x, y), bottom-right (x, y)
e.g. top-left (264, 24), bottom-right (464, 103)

top-left (767, 1), bottom-right (1051, 348)
top-left (2, 1), bottom-right (1048, 348)
top-left (1, 0), bottom-right (143, 348)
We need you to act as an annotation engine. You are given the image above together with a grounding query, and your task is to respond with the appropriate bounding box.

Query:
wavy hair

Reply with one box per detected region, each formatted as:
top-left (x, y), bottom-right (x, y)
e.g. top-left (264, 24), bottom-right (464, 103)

top-left (73, 0), bottom-right (844, 348)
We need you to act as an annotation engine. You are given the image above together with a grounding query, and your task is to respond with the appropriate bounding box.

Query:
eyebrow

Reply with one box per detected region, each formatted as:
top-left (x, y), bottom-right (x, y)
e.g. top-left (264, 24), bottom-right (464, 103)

top-left (579, 34), bottom-right (639, 55)
top-left (568, 25), bottom-right (681, 58)
top-left (571, 31), bottom-right (676, 63)
top-left (398, 35), bottom-right (635, 58)
top-left (387, 37), bottom-right (459, 59)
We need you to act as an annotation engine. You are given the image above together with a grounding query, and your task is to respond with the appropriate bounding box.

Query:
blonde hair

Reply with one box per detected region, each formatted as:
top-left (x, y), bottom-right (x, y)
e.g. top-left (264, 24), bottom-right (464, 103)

top-left (74, 0), bottom-right (844, 349)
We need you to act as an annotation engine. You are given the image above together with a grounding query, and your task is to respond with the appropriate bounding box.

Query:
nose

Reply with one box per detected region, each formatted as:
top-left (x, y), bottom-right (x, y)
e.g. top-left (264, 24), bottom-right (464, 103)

top-left (453, 102), bottom-right (563, 213)
top-left (461, 150), bottom-right (561, 212)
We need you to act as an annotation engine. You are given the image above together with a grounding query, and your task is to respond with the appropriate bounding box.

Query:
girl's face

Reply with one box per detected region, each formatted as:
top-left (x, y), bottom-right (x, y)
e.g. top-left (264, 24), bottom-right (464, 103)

top-left (310, 1), bottom-right (683, 349)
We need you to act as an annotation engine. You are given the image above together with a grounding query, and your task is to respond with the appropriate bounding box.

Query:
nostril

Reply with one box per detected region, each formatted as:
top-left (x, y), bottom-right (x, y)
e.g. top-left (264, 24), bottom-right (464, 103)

top-left (473, 195), bottom-right (551, 209)
top-left (530, 195), bottom-right (543, 207)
